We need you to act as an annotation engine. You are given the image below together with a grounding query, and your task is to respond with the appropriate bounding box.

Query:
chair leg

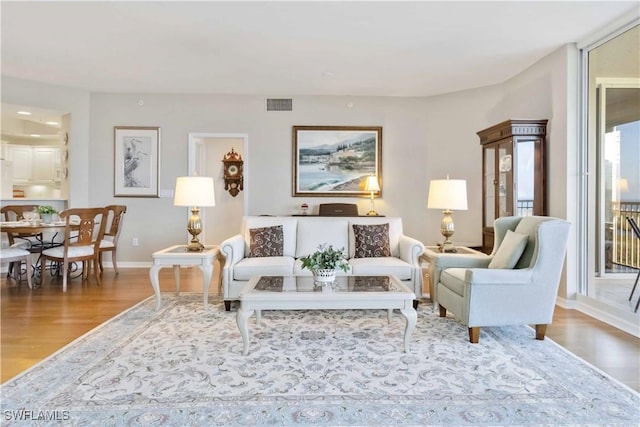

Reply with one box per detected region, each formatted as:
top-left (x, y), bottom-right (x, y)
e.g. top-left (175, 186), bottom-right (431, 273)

top-left (98, 252), bottom-right (104, 273)
top-left (439, 305), bottom-right (447, 317)
top-left (535, 324), bottom-right (547, 340)
top-left (629, 270), bottom-right (640, 301)
top-left (24, 257), bottom-right (33, 289)
top-left (468, 327), bottom-right (480, 343)
top-left (62, 262), bottom-right (68, 292)
top-left (94, 258), bottom-right (102, 285)
top-left (112, 250), bottom-right (120, 274)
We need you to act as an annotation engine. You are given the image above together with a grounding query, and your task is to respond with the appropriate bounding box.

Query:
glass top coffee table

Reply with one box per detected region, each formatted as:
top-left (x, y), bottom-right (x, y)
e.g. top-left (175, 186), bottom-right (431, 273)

top-left (237, 275), bottom-right (417, 355)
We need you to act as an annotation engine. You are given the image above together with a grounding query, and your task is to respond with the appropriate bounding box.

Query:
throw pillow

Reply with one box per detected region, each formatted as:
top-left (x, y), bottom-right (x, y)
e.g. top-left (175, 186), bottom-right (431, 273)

top-left (488, 230), bottom-right (528, 269)
top-left (249, 225), bottom-right (284, 257)
top-left (353, 223), bottom-right (391, 258)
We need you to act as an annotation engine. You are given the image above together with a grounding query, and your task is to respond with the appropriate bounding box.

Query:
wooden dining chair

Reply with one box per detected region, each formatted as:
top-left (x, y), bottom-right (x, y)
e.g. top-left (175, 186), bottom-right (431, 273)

top-left (0, 247), bottom-right (33, 289)
top-left (98, 205), bottom-right (127, 274)
top-left (40, 207), bottom-right (107, 292)
top-left (1, 205), bottom-right (42, 249)
top-left (1, 205), bottom-right (41, 282)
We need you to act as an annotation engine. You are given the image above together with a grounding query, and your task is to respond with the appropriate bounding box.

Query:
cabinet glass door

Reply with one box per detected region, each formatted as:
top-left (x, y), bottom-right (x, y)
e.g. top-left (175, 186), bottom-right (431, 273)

top-left (515, 139), bottom-right (535, 216)
top-left (497, 142), bottom-right (513, 218)
top-left (484, 145), bottom-right (495, 228)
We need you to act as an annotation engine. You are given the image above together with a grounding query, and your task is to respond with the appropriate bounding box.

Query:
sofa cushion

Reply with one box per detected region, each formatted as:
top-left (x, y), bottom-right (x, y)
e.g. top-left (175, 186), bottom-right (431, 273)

top-left (488, 230), bottom-right (528, 269)
top-left (440, 268), bottom-right (467, 296)
top-left (249, 225), bottom-right (284, 257)
top-left (349, 218), bottom-right (402, 258)
top-left (349, 257), bottom-right (412, 281)
top-left (242, 217), bottom-right (298, 258)
top-left (352, 223), bottom-right (391, 258)
top-left (295, 218), bottom-right (348, 258)
top-left (233, 256), bottom-right (295, 281)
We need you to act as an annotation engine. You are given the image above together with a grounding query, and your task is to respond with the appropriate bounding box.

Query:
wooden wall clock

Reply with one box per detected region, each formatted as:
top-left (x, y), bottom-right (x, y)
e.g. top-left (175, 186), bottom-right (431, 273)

top-left (222, 148), bottom-right (243, 197)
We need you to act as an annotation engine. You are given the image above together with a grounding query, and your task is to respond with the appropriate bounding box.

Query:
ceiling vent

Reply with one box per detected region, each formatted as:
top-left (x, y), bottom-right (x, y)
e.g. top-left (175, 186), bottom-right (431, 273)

top-left (266, 98), bottom-right (293, 112)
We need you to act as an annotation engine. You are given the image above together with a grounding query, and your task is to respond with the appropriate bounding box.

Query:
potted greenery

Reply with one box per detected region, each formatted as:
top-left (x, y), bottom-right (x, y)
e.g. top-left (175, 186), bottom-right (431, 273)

top-left (36, 205), bottom-right (58, 224)
top-left (300, 244), bottom-right (349, 282)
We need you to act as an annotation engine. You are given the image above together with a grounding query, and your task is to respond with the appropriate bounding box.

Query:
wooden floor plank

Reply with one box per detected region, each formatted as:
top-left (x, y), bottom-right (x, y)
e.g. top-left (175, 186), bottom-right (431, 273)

top-left (2, 266), bottom-right (639, 392)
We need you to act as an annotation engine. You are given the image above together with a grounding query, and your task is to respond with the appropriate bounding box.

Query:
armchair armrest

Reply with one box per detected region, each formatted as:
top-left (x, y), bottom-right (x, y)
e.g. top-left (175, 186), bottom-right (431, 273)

top-left (465, 268), bottom-right (533, 286)
top-left (399, 235), bottom-right (425, 266)
top-left (220, 234), bottom-right (245, 268)
top-left (433, 253), bottom-right (490, 271)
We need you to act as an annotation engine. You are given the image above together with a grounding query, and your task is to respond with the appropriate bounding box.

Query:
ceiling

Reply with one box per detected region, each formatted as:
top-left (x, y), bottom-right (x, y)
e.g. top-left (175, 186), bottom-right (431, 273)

top-left (1, 1), bottom-right (637, 98)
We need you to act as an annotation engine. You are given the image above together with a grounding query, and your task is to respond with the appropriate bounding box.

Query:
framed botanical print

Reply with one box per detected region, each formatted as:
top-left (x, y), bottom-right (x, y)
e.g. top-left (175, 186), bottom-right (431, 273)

top-left (293, 126), bottom-right (382, 197)
top-left (114, 126), bottom-right (160, 197)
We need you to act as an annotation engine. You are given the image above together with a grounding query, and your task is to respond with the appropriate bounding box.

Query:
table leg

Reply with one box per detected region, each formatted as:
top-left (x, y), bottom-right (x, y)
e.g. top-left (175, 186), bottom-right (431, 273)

top-left (199, 263), bottom-right (214, 311)
top-left (149, 265), bottom-right (163, 311)
top-left (387, 308), bottom-right (392, 323)
top-left (173, 265), bottom-right (180, 295)
top-left (400, 306), bottom-right (417, 353)
top-left (237, 307), bottom-right (254, 355)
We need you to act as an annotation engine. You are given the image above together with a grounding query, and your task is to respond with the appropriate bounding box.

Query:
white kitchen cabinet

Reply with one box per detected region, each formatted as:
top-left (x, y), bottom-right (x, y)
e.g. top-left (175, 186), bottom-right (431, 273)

top-left (32, 147), bottom-right (60, 181)
top-left (6, 145), bottom-right (32, 182)
top-left (6, 145), bottom-right (61, 183)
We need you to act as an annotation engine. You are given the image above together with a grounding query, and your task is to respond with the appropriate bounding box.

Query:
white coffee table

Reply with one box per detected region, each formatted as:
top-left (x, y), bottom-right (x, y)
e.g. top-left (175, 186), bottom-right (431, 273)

top-left (149, 244), bottom-right (220, 311)
top-left (237, 275), bottom-right (417, 355)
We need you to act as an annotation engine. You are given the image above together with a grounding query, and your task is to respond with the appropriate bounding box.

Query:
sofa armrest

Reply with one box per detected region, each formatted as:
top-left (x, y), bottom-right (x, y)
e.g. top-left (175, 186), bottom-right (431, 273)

top-left (220, 234), bottom-right (245, 268)
top-left (398, 235), bottom-right (425, 266)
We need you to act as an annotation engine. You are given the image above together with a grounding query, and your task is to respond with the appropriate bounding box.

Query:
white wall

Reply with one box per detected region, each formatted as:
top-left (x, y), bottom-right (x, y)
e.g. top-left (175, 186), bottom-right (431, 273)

top-left (2, 45), bottom-right (574, 267)
top-left (1, 77), bottom-right (91, 208)
top-left (495, 44), bottom-right (576, 301)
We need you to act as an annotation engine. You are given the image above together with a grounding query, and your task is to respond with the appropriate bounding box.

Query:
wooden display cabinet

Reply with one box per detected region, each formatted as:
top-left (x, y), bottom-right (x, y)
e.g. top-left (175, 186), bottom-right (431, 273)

top-left (477, 119), bottom-right (547, 253)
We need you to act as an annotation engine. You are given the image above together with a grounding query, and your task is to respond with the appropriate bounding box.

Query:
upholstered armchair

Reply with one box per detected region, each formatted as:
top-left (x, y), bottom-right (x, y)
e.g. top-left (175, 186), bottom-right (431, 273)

top-left (436, 216), bottom-right (571, 343)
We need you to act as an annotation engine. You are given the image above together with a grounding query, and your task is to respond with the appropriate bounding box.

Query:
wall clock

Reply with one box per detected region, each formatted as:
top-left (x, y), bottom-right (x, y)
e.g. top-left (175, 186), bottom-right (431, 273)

top-left (222, 148), bottom-right (243, 197)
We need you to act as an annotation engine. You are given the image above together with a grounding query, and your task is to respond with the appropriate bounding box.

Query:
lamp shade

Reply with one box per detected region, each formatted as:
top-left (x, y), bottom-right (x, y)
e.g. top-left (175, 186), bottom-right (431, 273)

top-left (173, 176), bottom-right (216, 207)
top-left (427, 179), bottom-right (468, 210)
top-left (364, 175), bottom-right (380, 192)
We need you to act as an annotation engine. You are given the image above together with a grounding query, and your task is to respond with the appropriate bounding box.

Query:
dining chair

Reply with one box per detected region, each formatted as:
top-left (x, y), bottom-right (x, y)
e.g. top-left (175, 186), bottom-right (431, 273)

top-left (1, 205), bottom-right (41, 282)
top-left (98, 205), bottom-right (127, 274)
top-left (626, 217), bottom-right (640, 313)
top-left (0, 247), bottom-right (33, 289)
top-left (40, 207), bottom-right (108, 292)
top-left (1, 205), bottom-right (42, 249)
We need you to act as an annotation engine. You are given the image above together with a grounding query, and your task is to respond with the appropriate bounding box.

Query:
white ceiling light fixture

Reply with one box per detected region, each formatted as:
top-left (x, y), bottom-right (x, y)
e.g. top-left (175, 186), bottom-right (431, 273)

top-left (45, 121), bottom-right (59, 126)
top-left (17, 111), bottom-right (32, 115)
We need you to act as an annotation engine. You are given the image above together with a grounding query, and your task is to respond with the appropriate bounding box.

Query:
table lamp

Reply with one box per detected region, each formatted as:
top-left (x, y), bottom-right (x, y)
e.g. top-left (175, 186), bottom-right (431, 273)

top-left (364, 175), bottom-right (381, 216)
top-left (174, 176), bottom-right (216, 251)
top-left (427, 176), bottom-right (468, 253)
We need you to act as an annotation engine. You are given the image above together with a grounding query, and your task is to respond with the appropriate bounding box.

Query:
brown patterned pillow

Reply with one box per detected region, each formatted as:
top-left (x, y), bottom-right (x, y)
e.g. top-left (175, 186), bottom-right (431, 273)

top-left (249, 225), bottom-right (284, 257)
top-left (353, 223), bottom-right (391, 258)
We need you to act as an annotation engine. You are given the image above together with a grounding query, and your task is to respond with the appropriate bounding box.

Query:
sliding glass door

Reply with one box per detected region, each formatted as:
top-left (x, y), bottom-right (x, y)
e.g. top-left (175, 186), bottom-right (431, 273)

top-left (584, 24), bottom-right (640, 313)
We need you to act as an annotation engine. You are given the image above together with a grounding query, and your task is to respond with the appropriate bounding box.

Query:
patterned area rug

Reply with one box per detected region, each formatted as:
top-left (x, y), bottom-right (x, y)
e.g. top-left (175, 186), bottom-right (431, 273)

top-left (1, 294), bottom-right (638, 426)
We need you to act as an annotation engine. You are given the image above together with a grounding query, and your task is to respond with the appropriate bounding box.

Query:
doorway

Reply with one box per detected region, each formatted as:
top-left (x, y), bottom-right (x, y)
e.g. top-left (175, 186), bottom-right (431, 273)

top-left (188, 133), bottom-right (248, 245)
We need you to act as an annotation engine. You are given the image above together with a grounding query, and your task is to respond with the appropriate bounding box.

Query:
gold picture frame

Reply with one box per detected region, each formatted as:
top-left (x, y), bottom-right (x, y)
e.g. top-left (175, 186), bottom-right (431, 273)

top-left (293, 125), bottom-right (382, 197)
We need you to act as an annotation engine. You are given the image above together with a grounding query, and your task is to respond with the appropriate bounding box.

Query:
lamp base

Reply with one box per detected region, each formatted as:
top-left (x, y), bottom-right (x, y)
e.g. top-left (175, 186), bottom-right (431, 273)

top-left (438, 240), bottom-right (457, 253)
top-left (439, 209), bottom-right (457, 253)
top-left (186, 239), bottom-right (204, 252)
top-left (366, 210), bottom-right (379, 216)
top-left (186, 206), bottom-right (204, 251)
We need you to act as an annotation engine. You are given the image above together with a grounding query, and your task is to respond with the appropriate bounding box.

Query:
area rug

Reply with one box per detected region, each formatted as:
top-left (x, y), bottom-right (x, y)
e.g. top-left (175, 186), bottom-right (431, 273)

top-left (1, 294), bottom-right (638, 426)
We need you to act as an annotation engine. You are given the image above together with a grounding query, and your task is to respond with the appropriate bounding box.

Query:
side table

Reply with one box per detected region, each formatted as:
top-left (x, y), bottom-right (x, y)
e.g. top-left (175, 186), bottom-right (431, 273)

top-left (420, 246), bottom-right (486, 305)
top-left (149, 244), bottom-right (220, 311)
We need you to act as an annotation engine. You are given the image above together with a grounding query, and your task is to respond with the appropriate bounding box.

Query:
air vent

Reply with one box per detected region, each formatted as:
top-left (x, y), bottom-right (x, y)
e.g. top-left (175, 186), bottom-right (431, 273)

top-left (266, 98), bottom-right (293, 112)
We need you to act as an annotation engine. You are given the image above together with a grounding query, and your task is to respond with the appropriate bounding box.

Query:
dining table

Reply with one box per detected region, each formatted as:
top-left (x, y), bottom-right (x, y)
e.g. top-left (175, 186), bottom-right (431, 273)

top-left (1, 220), bottom-right (79, 285)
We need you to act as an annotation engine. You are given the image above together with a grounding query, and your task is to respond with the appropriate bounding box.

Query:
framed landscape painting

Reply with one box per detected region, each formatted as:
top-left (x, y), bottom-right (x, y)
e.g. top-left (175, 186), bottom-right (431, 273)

top-left (114, 126), bottom-right (160, 197)
top-left (293, 126), bottom-right (382, 197)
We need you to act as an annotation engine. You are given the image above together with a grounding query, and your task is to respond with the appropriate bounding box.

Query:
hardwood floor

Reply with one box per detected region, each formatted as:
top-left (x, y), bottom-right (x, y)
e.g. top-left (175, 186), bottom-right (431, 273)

top-left (2, 266), bottom-right (639, 392)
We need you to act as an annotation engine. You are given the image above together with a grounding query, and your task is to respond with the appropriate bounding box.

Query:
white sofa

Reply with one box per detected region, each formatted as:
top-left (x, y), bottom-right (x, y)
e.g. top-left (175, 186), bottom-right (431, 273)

top-left (220, 216), bottom-right (425, 310)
